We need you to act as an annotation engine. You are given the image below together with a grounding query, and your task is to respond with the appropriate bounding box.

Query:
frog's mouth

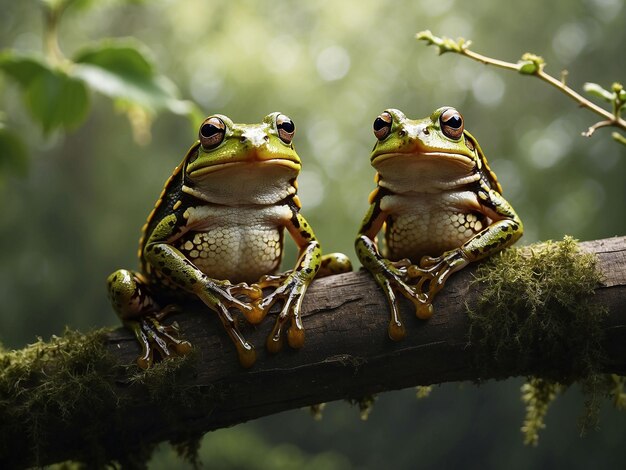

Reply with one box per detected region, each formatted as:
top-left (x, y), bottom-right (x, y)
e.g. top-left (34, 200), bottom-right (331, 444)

top-left (188, 158), bottom-right (300, 178)
top-left (371, 151), bottom-right (474, 168)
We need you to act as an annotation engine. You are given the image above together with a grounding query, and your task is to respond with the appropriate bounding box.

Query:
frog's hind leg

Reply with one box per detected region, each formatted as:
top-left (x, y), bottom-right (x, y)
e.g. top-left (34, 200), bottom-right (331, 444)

top-left (107, 269), bottom-right (191, 369)
top-left (317, 253), bottom-right (353, 278)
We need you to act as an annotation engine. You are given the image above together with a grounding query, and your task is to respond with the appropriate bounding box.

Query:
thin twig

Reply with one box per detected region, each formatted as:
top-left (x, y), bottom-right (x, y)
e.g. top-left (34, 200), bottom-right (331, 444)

top-left (416, 31), bottom-right (626, 143)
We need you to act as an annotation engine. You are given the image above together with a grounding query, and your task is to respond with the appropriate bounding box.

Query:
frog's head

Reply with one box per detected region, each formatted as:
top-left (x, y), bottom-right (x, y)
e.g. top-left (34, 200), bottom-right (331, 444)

top-left (370, 107), bottom-right (483, 192)
top-left (183, 112), bottom-right (301, 204)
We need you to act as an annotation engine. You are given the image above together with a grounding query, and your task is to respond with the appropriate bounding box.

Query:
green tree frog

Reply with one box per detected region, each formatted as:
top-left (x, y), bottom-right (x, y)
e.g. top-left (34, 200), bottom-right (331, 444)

top-left (108, 113), bottom-right (351, 368)
top-left (356, 107), bottom-right (523, 340)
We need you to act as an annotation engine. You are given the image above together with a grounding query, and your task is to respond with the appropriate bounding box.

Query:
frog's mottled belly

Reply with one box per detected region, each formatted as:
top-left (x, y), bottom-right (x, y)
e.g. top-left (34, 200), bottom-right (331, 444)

top-left (381, 191), bottom-right (486, 262)
top-left (175, 204), bottom-right (290, 284)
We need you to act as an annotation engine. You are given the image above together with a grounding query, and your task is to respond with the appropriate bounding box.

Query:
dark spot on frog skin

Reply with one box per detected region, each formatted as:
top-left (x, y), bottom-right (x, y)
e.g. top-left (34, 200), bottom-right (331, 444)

top-left (300, 230), bottom-right (311, 239)
top-left (484, 241), bottom-right (501, 252)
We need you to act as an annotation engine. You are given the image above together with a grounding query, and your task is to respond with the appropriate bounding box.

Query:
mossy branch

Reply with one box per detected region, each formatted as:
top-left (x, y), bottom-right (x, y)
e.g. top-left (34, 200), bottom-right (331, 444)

top-left (1, 236), bottom-right (625, 467)
top-left (416, 30), bottom-right (626, 145)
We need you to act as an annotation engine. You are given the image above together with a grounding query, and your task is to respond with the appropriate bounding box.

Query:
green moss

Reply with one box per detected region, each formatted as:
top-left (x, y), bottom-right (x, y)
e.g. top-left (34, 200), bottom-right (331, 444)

top-left (0, 328), bottom-right (202, 467)
top-left (348, 394), bottom-right (376, 420)
top-left (415, 386), bottom-right (433, 399)
top-left (0, 328), bottom-right (117, 465)
top-left (467, 236), bottom-right (624, 444)
top-left (520, 378), bottom-right (561, 446)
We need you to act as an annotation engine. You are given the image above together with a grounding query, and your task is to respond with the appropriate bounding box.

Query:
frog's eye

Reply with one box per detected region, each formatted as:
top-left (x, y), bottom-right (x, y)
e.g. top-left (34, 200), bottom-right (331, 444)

top-left (276, 114), bottom-right (296, 144)
top-left (373, 112), bottom-right (392, 140)
top-left (440, 108), bottom-right (464, 140)
top-left (199, 117), bottom-right (226, 149)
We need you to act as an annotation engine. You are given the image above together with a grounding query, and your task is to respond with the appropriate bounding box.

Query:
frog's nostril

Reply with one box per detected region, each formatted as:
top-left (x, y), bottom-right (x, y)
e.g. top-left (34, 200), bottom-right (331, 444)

top-left (240, 136), bottom-right (247, 143)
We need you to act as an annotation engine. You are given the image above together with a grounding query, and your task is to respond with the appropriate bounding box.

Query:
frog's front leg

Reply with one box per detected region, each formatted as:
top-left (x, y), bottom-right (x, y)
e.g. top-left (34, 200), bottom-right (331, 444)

top-left (355, 202), bottom-right (431, 341)
top-left (107, 269), bottom-right (192, 369)
top-left (356, 234), bottom-right (431, 340)
top-left (144, 241), bottom-right (263, 368)
top-left (255, 212), bottom-right (351, 353)
top-left (408, 189), bottom-right (523, 304)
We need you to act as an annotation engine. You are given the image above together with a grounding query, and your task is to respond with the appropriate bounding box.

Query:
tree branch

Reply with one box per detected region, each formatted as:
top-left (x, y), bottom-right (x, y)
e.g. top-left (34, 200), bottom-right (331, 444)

top-left (2, 236), bottom-right (625, 467)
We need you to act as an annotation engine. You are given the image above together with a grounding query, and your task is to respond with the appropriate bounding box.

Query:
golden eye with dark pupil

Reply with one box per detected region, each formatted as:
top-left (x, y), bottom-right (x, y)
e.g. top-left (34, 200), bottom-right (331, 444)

top-left (373, 112), bottom-right (392, 140)
top-left (199, 117), bottom-right (226, 149)
top-left (440, 108), bottom-right (464, 140)
top-left (276, 114), bottom-right (295, 144)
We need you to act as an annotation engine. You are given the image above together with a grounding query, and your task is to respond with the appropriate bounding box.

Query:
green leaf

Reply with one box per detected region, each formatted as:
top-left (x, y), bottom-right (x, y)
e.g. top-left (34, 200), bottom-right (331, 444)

top-left (0, 52), bottom-right (50, 87)
top-left (612, 132), bottom-right (626, 146)
top-left (0, 52), bottom-right (90, 133)
top-left (517, 53), bottom-right (545, 75)
top-left (72, 39), bottom-right (192, 116)
top-left (583, 83), bottom-right (615, 103)
top-left (27, 69), bottom-right (90, 133)
top-left (0, 125), bottom-right (28, 180)
top-left (415, 30), bottom-right (471, 55)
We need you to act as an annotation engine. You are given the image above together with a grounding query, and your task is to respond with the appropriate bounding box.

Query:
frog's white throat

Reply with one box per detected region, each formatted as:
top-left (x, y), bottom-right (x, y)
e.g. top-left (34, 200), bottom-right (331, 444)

top-left (183, 162), bottom-right (298, 206)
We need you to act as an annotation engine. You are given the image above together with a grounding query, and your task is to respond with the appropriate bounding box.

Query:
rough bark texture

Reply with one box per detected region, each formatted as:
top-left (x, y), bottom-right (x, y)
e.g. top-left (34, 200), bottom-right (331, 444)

top-left (3, 236), bottom-right (626, 467)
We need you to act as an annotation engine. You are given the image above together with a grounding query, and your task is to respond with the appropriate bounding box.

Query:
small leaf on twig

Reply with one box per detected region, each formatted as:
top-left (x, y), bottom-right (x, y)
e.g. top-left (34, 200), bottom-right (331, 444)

top-left (518, 53), bottom-right (545, 75)
top-left (415, 30), bottom-right (471, 55)
top-left (584, 83), bottom-right (615, 103)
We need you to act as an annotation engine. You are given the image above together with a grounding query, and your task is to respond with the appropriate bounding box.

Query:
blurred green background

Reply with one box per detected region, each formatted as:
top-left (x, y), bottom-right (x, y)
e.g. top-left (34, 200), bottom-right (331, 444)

top-left (1, 0), bottom-right (624, 468)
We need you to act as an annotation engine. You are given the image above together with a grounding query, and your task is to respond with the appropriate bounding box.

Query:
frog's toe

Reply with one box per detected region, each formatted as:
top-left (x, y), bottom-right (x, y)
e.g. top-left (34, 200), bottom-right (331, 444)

top-left (414, 301), bottom-right (433, 320)
top-left (388, 318), bottom-right (406, 341)
top-left (137, 353), bottom-right (153, 370)
top-left (229, 282), bottom-right (263, 301)
top-left (266, 330), bottom-right (285, 354)
top-left (235, 341), bottom-right (257, 369)
top-left (255, 272), bottom-right (291, 289)
top-left (287, 324), bottom-right (305, 349)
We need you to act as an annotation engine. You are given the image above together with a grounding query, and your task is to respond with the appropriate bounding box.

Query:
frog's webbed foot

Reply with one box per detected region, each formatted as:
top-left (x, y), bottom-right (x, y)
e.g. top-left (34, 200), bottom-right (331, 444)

top-left (406, 248), bottom-right (469, 306)
top-left (200, 280), bottom-right (264, 368)
top-left (126, 311), bottom-right (192, 369)
top-left (253, 273), bottom-right (308, 354)
top-left (369, 259), bottom-right (433, 341)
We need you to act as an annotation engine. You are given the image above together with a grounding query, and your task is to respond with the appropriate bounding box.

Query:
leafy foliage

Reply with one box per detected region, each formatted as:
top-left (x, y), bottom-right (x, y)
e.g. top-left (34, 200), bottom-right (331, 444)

top-left (73, 39), bottom-right (196, 117)
top-left (0, 53), bottom-right (89, 133)
top-left (0, 0), bottom-right (199, 170)
top-left (0, 123), bottom-right (28, 183)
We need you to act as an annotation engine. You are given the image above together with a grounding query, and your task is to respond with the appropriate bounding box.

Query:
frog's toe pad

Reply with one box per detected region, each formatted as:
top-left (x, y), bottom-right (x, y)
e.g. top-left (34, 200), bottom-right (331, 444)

top-left (415, 302), bottom-right (433, 320)
top-left (287, 327), bottom-right (305, 349)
